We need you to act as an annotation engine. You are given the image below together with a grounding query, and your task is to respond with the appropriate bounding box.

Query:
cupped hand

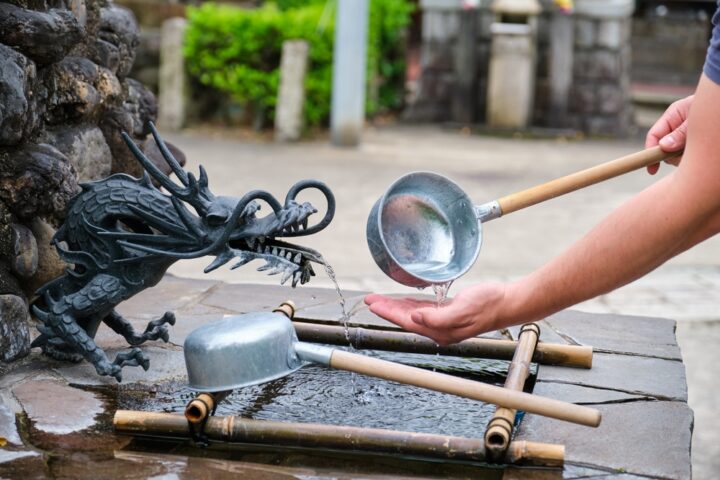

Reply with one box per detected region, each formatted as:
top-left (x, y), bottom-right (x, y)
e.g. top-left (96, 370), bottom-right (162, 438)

top-left (645, 95), bottom-right (693, 174)
top-left (364, 283), bottom-right (509, 345)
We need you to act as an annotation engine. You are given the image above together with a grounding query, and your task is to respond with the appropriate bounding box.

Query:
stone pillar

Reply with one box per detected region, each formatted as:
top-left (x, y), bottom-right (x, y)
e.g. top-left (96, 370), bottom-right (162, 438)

top-left (158, 17), bottom-right (187, 131)
top-left (452, 10), bottom-right (478, 123)
top-left (275, 40), bottom-right (309, 142)
top-left (569, 0), bottom-right (635, 135)
top-left (486, 0), bottom-right (540, 129)
top-left (548, 12), bottom-right (574, 126)
top-left (330, 0), bottom-right (369, 147)
top-left (487, 23), bottom-right (537, 128)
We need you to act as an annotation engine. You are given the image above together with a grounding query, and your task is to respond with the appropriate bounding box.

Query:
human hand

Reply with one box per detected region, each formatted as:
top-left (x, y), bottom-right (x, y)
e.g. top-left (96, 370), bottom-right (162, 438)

top-left (645, 95), bottom-right (693, 174)
top-left (364, 283), bottom-right (509, 345)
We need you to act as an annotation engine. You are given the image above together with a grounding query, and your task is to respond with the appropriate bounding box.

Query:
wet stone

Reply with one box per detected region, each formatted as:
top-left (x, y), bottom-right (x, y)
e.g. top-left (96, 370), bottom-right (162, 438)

top-left (10, 223), bottom-right (38, 278)
top-left (506, 319), bottom-right (569, 345)
top-left (0, 404), bottom-right (22, 445)
top-left (531, 381), bottom-right (647, 404)
top-left (44, 57), bottom-right (121, 124)
top-left (0, 4), bottom-right (83, 64)
top-left (0, 142), bottom-right (79, 223)
top-left (0, 44), bottom-right (41, 147)
top-left (200, 283), bottom-right (358, 315)
top-left (0, 450), bottom-right (39, 465)
top-left (545, 310), bottom-right (681, 360)
top-left (12, 379), bottom-right (104, 434)
top-left (55, 346), bottom-right (186, 387)
top-left (538, 352), bottom-right (687, 401)
top-left (0, 294), bottom-right (31, 362)
top-left (41, 125), bottom-right (112, 182)
top-left (94, 5), bottom-right (139, 78)
top-left (515, 401), bottom-right (693, 480)
top-left (116, 274), bottom-right (220, 320)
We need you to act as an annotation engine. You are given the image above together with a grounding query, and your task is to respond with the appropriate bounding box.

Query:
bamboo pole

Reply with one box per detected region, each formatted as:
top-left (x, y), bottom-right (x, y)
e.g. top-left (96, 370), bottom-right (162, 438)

top-left (484, 323), bottom-right (541, 463)
top-left (292, 321), bottom-right (592, 368)
top-left (329, 349), bottom-right (601, 427)
top-left (184, 390), bottom-right (231, 425)
top-left (113, 410), bottom-right (564, 467)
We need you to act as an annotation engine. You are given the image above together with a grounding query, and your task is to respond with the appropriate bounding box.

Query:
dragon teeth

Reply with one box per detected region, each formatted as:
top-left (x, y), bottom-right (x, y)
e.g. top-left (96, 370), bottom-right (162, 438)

top-left (293, 253), bottom-right (302, 263)
top-left (247, 238), bottom-right (256, 248)
top-left (286, 251), bottom-right (293, 260)
top-left (272, 247), bottom-right (278, 256)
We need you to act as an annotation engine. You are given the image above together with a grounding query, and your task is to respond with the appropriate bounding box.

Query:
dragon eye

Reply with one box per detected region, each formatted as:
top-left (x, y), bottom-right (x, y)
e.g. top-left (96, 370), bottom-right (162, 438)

top-left (207, 213), bottom-right (227, 226)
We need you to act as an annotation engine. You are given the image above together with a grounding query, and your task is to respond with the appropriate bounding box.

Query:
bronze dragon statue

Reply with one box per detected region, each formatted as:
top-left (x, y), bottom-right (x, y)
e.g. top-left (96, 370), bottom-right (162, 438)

top-left (31, 123), bottom-right (335, 381)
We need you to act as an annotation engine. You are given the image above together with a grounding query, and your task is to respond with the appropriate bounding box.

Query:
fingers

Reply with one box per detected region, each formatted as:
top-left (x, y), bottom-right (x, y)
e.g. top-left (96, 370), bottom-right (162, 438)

top-left (645, 100), bottom-right (690, 175)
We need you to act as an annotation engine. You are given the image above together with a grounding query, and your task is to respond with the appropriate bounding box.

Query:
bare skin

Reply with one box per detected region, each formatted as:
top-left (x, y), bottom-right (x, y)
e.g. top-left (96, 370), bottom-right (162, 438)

top-left (365, 74), bottom-right (720, 346)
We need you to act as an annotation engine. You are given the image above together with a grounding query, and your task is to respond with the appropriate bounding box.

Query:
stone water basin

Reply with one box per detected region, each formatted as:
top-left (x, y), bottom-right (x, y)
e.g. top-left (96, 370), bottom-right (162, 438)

top-left (0, 278), bottom-right (693, 479)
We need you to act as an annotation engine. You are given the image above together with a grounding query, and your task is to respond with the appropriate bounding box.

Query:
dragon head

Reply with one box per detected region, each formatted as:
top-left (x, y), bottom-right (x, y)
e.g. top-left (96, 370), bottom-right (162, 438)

top-left (119, 123), bottom-right (335, 286)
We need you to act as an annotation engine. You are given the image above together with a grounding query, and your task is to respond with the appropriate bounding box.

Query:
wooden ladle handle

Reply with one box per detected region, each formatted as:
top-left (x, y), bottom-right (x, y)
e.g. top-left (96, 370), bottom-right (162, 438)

top-left (497, 146), bottom-right (678, 216)
top-left (330, 349), bottom-right (601, 427)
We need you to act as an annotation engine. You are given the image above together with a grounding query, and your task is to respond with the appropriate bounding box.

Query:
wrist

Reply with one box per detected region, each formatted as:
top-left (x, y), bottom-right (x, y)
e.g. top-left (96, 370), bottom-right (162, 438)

top-left (496, 278), bottom-right (533, 328)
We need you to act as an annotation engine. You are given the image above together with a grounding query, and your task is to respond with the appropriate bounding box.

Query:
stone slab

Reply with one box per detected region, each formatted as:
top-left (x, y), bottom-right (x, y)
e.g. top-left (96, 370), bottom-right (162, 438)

top-left (116, 274), bottom-right (221, 320)
top-left (537, 352), bottom-right (687, 401)
top-left (506, 319), bottom-right (570, 345)
top-left (0, 450), bottom-right (39, 465)
top-left (293, 294), bottom-right (367, 322)
top-left (532, 381), bottom-right (647, 405)
top-left (514, 401), bottom-right (692, 480)
top-left (54, 346), bottom-right (186, 387)
top-left (545, 310), bottom-right (681, 360)
top-left (13, 379), bottom-right (103, 434)
top-left (0, 404), bottom-right (21, 445)
top-left (200, 283), bottom-right (365, 315)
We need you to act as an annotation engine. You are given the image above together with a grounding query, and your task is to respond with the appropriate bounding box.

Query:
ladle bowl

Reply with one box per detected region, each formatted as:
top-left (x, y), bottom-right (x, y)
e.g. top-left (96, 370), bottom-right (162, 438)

top-left (366, 172), bottom-right (481, 288)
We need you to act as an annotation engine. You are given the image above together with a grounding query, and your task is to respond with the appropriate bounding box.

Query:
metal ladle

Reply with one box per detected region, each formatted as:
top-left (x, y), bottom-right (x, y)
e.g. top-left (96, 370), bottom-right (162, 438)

top-left (183, 303), bottom-right (601, 427)
top-left (367, 146), bottom-right (677, 287)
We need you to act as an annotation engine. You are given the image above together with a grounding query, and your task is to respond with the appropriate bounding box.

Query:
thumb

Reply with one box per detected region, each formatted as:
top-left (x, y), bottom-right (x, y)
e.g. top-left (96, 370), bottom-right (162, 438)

top-left (659, 120), bottom-right (688, 152)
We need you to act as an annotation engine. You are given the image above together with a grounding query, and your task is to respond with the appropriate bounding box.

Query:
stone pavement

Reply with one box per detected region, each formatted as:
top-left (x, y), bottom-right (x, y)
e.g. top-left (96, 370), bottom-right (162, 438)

top-left (162, 125), bottom-right (718, 478)
top-left (0, 277), bottom-right (693, 479)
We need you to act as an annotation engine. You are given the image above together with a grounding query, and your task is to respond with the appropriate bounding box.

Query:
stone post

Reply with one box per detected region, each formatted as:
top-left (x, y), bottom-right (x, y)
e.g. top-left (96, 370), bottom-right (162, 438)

top-left (487, 23), bottom-right (537, 128)
top-left (452, 8), bottom-right (478, 123)
top-left (486, 0), bottom-right (541, 129)
top-left (330, 0), bottom-right (369, 147)
top-left (548, 12), bottom-right (574, 126)
top-left (275, 40), bottom-right (309, 142)
top-left (158, 17), bottom-right (187, 131)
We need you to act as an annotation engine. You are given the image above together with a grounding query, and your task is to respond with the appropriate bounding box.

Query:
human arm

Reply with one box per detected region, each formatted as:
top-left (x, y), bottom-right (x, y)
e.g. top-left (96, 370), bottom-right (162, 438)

top-left (366, 74), bottom-right (720, 345)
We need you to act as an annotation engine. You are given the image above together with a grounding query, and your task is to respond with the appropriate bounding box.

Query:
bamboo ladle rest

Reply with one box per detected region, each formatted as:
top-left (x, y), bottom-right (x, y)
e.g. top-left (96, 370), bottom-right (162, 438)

top-left (182, 302), bottom-right (601, 427)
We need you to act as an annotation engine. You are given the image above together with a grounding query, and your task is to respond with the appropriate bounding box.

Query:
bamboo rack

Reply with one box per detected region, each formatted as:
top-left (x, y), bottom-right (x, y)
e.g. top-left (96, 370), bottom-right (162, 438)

top-left (484, 323), bottom-right (541, 463)
top-left (292, 321), bottom-right (592, 368)
top-left (114, 410), bottom-right (564, 467)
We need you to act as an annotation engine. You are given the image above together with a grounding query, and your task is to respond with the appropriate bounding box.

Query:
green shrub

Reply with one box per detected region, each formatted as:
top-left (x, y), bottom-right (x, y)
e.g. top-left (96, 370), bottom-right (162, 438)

top-left (183, 0), bottom-right (413, 128)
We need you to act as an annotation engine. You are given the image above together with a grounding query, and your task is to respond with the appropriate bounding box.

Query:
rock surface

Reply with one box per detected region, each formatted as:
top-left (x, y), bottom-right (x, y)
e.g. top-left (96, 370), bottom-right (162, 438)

top-left (0, 0), bottom-right (166, 355)
top-left (0, 294), bottom-right (30, 362)
top-left (13, 379), bottom-right (104, 434)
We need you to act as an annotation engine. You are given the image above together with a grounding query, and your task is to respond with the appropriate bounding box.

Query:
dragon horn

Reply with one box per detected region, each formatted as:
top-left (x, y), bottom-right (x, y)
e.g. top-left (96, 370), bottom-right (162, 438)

top-left (148, 121), bottom-right (189, 185)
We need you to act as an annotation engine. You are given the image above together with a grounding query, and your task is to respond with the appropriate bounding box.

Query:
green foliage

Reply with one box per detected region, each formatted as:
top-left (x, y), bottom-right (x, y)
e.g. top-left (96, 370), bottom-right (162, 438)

top-left (183, 0), bottom-right (413, 128)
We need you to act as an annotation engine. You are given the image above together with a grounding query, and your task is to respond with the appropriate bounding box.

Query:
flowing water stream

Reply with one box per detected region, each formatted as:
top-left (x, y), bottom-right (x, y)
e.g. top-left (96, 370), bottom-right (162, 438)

top-left (317, 255), bottom-right (354, 347)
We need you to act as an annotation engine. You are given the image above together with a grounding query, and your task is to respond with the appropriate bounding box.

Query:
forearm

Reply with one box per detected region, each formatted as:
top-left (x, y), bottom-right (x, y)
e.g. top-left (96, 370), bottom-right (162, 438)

top-left (501, 175), bottom-right (714, 324)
